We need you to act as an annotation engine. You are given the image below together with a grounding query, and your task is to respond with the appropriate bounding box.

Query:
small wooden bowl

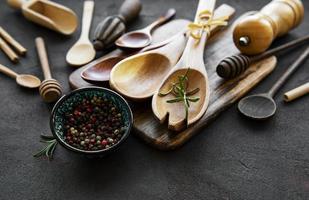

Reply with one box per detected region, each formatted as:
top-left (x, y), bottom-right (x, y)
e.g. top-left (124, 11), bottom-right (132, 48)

top-left (50, 87), bottom-right (133, 157)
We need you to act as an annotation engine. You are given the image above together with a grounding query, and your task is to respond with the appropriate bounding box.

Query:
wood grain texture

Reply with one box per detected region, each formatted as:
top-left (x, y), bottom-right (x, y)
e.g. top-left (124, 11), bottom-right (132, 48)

top-left (132, 21), bottom-right (277, 150)
top-left (69, 14), bottom-right (277, 150)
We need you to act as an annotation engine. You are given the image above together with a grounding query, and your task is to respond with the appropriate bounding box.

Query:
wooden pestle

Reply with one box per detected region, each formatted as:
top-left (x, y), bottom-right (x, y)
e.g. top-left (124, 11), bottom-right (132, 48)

top-left (217, 35), bottom-right (309, 79)
top-left (35, 37), bottom-right (62, 103)
top-left (233, 0), bottom-right (304, 55)
top-left (93, 0), bottom-right (142, 51)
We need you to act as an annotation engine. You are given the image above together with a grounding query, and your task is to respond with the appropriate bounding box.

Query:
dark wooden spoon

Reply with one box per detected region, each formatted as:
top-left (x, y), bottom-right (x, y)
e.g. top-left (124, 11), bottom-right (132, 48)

top-left (115, 8), bottom-right (176, 49)
top-left (238, 46), bottom-right (309, 120)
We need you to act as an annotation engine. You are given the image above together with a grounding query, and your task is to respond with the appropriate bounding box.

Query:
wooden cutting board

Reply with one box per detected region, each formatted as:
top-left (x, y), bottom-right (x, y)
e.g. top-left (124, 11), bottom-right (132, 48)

top-left (69, 17), bottom-right (277, 150)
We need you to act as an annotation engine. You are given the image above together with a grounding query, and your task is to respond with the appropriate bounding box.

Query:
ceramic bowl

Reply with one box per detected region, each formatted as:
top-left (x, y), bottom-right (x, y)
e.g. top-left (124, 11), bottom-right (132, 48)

top-left (50, 87), bottom-right (133, 157)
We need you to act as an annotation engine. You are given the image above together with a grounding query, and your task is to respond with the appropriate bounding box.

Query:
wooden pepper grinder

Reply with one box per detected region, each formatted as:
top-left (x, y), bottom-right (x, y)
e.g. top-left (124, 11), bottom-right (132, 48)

top-left (35, 37), bottom-right (62, 103)
top-left (92, 0), bottom-right (142, 51)
top-left (233, 0), bottom-right (304, 55)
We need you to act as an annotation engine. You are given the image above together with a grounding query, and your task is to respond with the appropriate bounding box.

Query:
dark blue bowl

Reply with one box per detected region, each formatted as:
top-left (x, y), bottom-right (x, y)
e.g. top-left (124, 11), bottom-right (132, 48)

top-left (50, 87), bottom-right (133, 157)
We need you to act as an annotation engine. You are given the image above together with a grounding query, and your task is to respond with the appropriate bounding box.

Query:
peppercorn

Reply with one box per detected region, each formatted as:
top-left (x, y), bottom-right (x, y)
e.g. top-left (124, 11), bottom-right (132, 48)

top-left (63, 96), bottom-right (126, 151)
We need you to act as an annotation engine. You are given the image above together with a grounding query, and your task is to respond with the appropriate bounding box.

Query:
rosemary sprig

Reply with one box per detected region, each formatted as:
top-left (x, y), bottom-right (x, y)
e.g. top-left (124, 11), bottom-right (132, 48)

top-left (158, 68), bottom-right (200, 123)
top-left (33, 134), bottom-right (58, 161)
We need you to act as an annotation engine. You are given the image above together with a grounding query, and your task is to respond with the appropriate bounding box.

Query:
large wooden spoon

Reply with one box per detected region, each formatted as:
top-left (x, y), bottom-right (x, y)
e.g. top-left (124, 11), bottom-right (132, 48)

top-left (0, 64), bottom-right (41, 88)
top-left (152, 0), bottom-right (217, 131)
top-left (110, 4), bottom-right (234, 101)
top-left (115, 8), bottom-right (176, 49)
top-left (66, 1), bottom-right (95, 67)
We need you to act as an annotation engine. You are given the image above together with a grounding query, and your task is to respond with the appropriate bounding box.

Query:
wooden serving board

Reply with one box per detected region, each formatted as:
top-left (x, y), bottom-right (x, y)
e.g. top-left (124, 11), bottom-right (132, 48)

top-left (69, 17), bottom-right (277, 150)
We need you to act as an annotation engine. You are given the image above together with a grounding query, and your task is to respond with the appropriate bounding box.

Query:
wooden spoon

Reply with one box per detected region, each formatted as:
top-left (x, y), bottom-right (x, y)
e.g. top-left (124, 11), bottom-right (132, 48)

top-left (66, 1), bottom-right (95, 67)
top-left (0, 64), bottom-right (41, 88)
top-left (115, 8), bottom-right (176, 49)
top-left (238, 46), bottom-right (309, 120)
top-left (83, 28), bottom-right (188, 83)
top-left (7, 0), bottom-right (78, 35)
top-left (110, 32), bottom-right (188, 100)
top-left (152, 0), bottom-right (216, 131)
top-left (110, 4), bottom-right (235, 101)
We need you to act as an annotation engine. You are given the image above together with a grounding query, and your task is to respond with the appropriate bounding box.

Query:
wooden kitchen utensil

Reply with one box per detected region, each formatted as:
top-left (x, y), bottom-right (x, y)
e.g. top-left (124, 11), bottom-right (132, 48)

top-left (0, 63), bottom-right (41, 88)
top-left (66, 1), bottom-right (95, 67)
top-left (82, 30), bottom-right (185, 83)
top-left (35, 37), bottom-right (62, 103)
top-left (233, 0), bottom-right (304, 55)
top-left (93, 0), bottom-right (142, 51)
top-left (217, 35), bottom-right (309, 79)
top-left (70, 19), bottom-right (191, 88)
top-left (115, 8), bottom-right (176, 49)
top-left (0, 27), bottom-right (27, 55)
top-left (238, 46), bottom-right (309, 120)
top-left (69, 12), bottom-right (278, 150)
top-left (284, 82), bottom-right (309, 102)
top-left (7, 0), bottom-right (78, 35)
top-left (152, 0), bottom-right (218, 131)
top-left (0, 37), bottom-right (18, 63)
top-left (110, 4), bottom-right (235, 101)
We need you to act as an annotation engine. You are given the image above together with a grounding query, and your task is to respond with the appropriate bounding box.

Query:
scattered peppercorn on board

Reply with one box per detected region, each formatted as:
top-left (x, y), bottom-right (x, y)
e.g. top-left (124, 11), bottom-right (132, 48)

top-left (69, 17), bottom-right (277, 150)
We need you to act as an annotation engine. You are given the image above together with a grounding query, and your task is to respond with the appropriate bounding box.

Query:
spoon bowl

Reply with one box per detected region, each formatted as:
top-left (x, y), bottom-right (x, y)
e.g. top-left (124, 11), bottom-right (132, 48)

top-left (238, 94), bottom-right (276, 120)
top-left (115, 32), bottom-right (151, 49)
top-left (16, 74), bottom-right (41, 88)
top-left (115, 8), bottom-right (176, 50)
top-left (81, 56), bottom-right (124, 83)
top-left (66, 42), bottom-right (96, 66)
top-left (110, 53), bottom-right (173, 99)
top-left (152, 68), bottom-right (208, 130)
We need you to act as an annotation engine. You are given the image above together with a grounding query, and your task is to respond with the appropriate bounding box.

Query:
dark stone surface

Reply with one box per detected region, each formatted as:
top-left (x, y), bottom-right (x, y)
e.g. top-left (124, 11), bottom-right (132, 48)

top-left (0, 0), bottom-right (308, 199)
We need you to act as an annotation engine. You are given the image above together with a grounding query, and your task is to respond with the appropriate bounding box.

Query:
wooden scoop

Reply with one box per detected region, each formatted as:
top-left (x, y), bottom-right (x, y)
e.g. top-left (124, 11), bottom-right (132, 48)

top-left (110, 4), bottom-right (235, 101)
top-left (152, 0), bottom-right (217, 131)
top-left (7, 0), bottom-right (78, 35)
top-left (115, 8), bottom-right (176, 49)
top-left (0, 64), bottom-right (41, 88)
top-left (66, 1), bottom-right (95, 67)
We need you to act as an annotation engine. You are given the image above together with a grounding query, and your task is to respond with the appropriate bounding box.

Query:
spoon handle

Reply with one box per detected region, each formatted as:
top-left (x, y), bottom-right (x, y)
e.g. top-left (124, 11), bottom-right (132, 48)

top-left (0, 64), bottom-right (17, 79)
top-left (35, 37), bottom-right (52, 80)
top-left (268, 46), bottom-right (309, 97)
top-left (143, 8), bottom-right (176, 33)
top-left (81, 1), bottom-right (94, 40)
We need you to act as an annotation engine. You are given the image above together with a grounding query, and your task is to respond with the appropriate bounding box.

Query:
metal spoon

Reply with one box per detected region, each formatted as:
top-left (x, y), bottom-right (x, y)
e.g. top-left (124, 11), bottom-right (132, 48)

top-left (238, 46), bottom-right (309, 120)
top-left (0, 64), bottom-right (41, 88)
top-left (115, 8), bottom-right (176, 49)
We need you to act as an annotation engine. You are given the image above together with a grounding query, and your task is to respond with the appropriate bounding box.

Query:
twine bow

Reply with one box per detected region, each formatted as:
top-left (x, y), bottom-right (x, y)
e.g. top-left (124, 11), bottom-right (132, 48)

top-left (188, 10), bottom-right (229, 43)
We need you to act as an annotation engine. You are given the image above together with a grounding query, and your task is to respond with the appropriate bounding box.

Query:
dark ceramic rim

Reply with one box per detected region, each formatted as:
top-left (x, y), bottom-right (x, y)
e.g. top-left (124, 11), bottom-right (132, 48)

top-left (50, 86), bottom-right (133, 155)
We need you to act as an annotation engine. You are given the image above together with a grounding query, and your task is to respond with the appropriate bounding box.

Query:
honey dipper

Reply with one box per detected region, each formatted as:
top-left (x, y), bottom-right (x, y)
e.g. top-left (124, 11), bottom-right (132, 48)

top-left (217, 35), bottom-right (309, 79)
top-left (233, 0), bottom-right (304, 55)
top-left (35, 37), bottom-right (62, 103)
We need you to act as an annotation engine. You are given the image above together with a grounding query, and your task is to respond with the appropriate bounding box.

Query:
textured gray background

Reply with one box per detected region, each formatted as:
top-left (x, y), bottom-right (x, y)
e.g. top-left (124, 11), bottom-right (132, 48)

top-left (0, 0), bottom-right (308, 199)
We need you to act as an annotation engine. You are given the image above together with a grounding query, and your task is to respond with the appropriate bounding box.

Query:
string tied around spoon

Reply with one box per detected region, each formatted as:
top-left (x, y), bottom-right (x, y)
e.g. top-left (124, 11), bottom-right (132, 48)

top-left (188, 10), bottom-right (229, 43)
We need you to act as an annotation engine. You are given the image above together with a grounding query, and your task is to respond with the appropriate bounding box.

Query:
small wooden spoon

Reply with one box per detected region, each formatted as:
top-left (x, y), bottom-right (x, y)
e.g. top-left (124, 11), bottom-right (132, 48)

top-left (152, 0), bottom-right (216, 131)
top-left (0, 64), bottom-right (41, 88)
top-left (66, 1), bottom-right (95, 67)
top-left (238, 46), bottom-right (309, 120)
top-left (7, 0), bottom-right (78, 35)
top-left (115, 8), bottom-right (176, 49)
